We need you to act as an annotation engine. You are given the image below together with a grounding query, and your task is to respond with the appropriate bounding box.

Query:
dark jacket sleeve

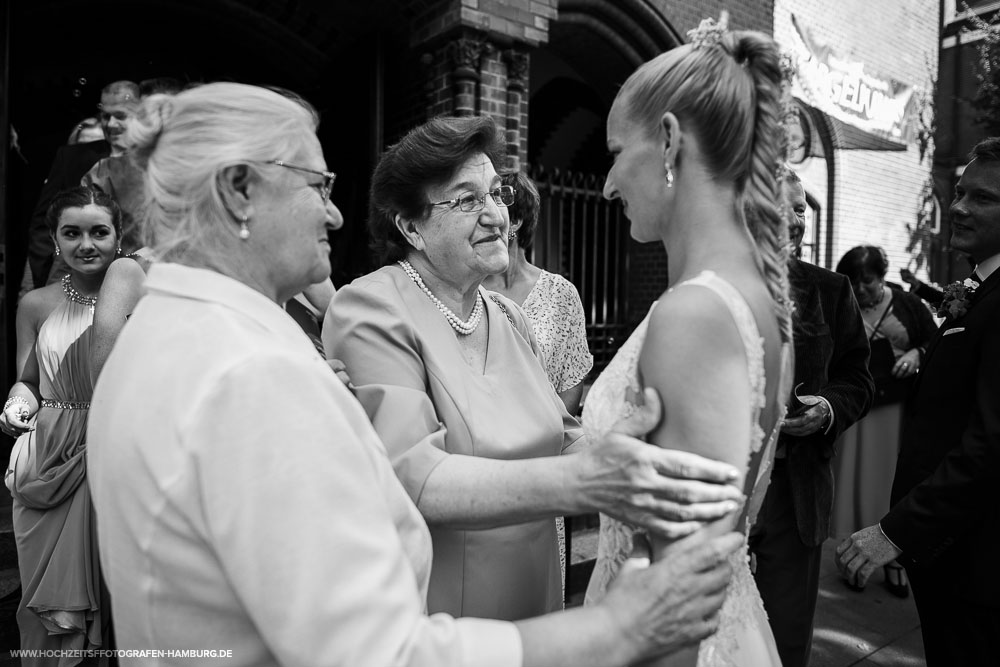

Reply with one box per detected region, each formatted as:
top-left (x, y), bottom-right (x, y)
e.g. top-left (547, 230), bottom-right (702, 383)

top-left (912, 282), bottom-right (944, 309)
top-left (818, 273), bottom-right (875, 444)
top-left (891, 288), bottom-right (938, 350)
top-left (881, 302), bottom-right (1000, 565)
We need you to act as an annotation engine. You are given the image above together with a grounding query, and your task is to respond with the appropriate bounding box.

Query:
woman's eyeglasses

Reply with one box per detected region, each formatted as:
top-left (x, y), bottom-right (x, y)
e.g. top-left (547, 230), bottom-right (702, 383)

top-left (430, 186), bottom-right (516, 213)
top-left (264, 160), bottom-right (337, 204)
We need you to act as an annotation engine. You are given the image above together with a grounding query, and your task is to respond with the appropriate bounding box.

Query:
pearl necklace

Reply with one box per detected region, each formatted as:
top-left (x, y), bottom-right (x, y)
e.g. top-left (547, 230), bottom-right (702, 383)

top-left (398, 260), bottom-right (483, 335)
top-left (61, 274), bottom-right (97, 312)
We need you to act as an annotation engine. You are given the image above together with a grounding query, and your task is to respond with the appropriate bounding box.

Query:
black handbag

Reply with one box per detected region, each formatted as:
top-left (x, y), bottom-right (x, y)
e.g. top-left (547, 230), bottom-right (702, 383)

top-left (867, 294), bottom-right (914, 406)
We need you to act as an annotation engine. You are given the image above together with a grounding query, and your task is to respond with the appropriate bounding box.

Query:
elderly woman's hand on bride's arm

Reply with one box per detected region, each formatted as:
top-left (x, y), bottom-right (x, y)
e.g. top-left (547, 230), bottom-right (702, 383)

top-left (568, 387), bottom-right (744, 539)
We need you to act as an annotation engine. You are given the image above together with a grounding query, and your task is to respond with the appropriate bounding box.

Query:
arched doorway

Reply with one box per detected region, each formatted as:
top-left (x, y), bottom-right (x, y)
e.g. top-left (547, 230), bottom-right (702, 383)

top-left (526, 0), bottom-right (682, 377)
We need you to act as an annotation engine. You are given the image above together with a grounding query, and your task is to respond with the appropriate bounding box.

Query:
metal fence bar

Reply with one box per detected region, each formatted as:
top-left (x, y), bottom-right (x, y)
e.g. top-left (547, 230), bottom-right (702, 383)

top-left (528, 165), bottom-right (630, 376)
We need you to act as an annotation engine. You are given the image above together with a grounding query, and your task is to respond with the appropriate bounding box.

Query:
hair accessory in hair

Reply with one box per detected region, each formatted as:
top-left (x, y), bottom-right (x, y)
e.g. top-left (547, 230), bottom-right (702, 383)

top-left (687, 11), bottom-right (729, 50)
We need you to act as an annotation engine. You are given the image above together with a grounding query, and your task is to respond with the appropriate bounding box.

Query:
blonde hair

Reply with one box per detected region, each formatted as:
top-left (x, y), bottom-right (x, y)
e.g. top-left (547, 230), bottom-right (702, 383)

top-left (618, 32), bottom-right (792, 343)
top-left (126, 82), bottom-right (319, 263)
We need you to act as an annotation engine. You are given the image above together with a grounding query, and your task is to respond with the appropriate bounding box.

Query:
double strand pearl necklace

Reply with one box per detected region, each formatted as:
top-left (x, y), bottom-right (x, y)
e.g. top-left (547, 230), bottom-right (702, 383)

top-left (399, 260), bottom-right (483, 335)
top-left (61, 274), bottom-right (97, 313)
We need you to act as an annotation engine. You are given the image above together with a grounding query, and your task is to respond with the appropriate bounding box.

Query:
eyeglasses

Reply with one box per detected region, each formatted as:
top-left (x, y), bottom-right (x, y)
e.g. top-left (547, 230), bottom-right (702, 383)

top-left (430, 186), bottom-right (516, 213)
top-left (264, 160), bottom-right (337, 204)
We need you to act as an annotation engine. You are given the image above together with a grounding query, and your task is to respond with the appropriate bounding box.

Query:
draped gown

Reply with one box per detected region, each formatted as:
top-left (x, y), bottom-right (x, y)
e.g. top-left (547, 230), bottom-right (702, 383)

top-left (8, 295), bottom-right (108, 666)
top-left (583, 272), bottom-right (788, 667)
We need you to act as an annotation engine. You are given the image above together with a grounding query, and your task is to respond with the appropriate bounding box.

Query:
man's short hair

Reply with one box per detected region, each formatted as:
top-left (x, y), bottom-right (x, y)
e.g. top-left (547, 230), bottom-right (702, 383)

top-left (969, 137), bottom-right (1000, 163)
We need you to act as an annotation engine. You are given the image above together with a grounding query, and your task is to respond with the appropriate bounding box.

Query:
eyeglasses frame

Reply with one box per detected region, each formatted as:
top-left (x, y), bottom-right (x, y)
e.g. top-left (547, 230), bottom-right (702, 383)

top-left (429, 185), bottom-right (516, 213)
top-left (262, 160), bottom-right (337, 204)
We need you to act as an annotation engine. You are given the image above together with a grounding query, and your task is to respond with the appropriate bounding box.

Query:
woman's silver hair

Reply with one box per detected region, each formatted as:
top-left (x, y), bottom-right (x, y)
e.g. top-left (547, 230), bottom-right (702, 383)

top-left (618, 31), bottom-right (792, 344)
top-left (127, 82), bottom-right (319, 263)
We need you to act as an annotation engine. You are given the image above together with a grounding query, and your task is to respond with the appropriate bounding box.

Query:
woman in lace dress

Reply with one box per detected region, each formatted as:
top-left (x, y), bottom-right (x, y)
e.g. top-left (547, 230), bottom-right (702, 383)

top-left (583, 22), bottom-right (793, 667)
top-left (1, 186), bottom-right (121, 665)
top-left (483, 171), bottom-right (593, 416)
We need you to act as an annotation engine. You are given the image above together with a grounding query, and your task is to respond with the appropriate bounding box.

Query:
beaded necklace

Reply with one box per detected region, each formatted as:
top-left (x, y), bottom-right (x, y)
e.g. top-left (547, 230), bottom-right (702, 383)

top-left (61, 274), bottom-right (98, 313)
top-left (398, 260), bottom-right (483, 335)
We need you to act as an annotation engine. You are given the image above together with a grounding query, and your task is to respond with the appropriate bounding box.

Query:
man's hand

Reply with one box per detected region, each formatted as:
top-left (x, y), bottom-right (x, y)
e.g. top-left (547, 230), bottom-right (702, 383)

top-left (835, 524), bottom-right (902, 588)
top-left (781, 394), bottom-right (830, 437)
top-left (574, 388), bottom-right (744, 540)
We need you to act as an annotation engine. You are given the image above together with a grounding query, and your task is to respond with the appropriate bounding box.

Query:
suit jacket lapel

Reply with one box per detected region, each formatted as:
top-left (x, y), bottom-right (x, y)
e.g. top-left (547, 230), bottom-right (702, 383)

top-left (922, 269), bottom-right (1000, 366)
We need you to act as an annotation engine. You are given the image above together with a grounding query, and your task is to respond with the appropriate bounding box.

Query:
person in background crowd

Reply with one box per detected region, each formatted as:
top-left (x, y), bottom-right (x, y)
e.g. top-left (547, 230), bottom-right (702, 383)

top-left (831, 245), bottom-right (936, 597)
top-left (83, 78), bottom-right (185, 258)
top-left (22, 80), bottom-right (139, 293)
top-left (324, 114), bottom-right (743, 623)
top-left (749, 166), bottom-right (873, 667)
top-left (481, 169), bottom-right (593, 605)
top-left (836, 137), bottom-right (1000, 667)
top-left (2, 186), bottom-right (122, 666)
top-left (583, 18), bottom-right (792, 667)
top-left (483, 170), bottom-right (593, 416)
top-left (88, 80), bottom-right (746, 667)
top-left (90, 75), bottom-right (337, 379)
top-left (67, 117), bottom-right (103, 145)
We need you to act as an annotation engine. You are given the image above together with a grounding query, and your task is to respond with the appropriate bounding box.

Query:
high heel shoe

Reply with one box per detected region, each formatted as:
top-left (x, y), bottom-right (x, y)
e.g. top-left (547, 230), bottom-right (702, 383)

top-left (883, 562), bottom-right (910, 598)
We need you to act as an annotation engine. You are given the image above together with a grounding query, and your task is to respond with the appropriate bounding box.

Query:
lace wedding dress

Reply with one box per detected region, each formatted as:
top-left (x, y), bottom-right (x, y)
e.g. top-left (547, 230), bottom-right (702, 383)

top-left (583, 271), bottom-right (787, 667)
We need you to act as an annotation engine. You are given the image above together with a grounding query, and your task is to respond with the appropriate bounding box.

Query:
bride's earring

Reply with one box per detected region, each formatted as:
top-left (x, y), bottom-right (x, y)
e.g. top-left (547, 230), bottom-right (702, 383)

top-left (665, 164), bottom-right (674, 188)
top-left (239, 215), bottom-right (250, 240)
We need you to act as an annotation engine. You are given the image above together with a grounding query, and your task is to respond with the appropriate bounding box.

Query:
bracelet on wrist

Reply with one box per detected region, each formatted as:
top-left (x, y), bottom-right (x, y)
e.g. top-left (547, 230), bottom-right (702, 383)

top-left (4, 396), bottom-right (29, 412)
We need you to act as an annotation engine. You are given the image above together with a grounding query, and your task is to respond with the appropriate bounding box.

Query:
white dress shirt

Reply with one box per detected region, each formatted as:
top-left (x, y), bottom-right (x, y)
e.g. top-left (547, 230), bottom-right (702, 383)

top-left (88, 263), bottom-right (521, 667)
top-left (974, 252), bottom-right (1000, 282)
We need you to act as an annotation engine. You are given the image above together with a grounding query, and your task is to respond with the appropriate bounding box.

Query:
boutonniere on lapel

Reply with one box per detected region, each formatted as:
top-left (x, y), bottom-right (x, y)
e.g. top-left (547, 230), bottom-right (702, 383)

top-left (937, 278), bottom-right (980, 319)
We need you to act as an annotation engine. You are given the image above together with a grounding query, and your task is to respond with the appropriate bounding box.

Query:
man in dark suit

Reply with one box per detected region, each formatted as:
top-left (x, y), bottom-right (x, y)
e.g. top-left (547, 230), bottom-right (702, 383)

top-left (22, 80), bottom-right (139, 291)
top-left (750, 166), bottom-right (874, 667)
top-left (837, 137), bottom-right (1000, 666)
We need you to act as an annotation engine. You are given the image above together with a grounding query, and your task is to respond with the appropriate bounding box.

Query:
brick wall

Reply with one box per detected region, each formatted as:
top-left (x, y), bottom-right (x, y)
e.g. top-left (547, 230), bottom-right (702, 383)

top-left (774, 0), bottom-right (939, 281)
top-left (649, 0), bottom-right (774, 37)
top-left (411, 0), bottom-right (557, 47)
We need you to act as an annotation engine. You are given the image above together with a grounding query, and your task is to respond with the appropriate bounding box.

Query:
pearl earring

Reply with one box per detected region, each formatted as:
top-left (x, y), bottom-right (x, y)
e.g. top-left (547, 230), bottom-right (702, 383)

top-left (508, 231), bottom-right (517, 242)
top-left (239, 215), bottom-right (250, 240)
top-left (665, 164), bottom-right (674, 188)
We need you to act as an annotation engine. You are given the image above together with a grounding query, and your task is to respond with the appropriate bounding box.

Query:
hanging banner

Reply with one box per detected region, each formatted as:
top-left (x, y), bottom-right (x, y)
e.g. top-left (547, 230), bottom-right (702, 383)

top-left (788, 13), bottom-right (917, 142)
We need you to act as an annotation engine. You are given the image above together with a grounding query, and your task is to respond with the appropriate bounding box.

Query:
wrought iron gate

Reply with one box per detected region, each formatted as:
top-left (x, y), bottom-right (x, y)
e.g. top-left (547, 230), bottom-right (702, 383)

top-left (527, 166), bottom-right (631, 378)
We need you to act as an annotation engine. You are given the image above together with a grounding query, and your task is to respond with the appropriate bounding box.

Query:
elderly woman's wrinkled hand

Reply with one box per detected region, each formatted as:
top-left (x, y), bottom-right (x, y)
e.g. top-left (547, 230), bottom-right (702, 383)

top-left (892, 348), bottom-right (921, 379)
top-left (326, 358), bottom-right (353, 389)
top-left (576, 387), bottom-right (743, 540)
top-left (601, 530), bottom-right (743, 658)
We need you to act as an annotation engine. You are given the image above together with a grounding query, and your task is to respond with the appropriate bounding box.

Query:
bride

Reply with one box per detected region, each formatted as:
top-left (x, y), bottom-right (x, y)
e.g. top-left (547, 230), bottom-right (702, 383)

top-left (583, 21), bottom-right (792, 667)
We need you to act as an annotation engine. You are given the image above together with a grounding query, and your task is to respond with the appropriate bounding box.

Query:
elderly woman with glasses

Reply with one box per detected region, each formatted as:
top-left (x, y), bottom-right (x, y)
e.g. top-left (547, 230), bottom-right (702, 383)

top-left (323, 115), bottom-right (746, 622)
top-left (87, 82), bottom-right (752, 667)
